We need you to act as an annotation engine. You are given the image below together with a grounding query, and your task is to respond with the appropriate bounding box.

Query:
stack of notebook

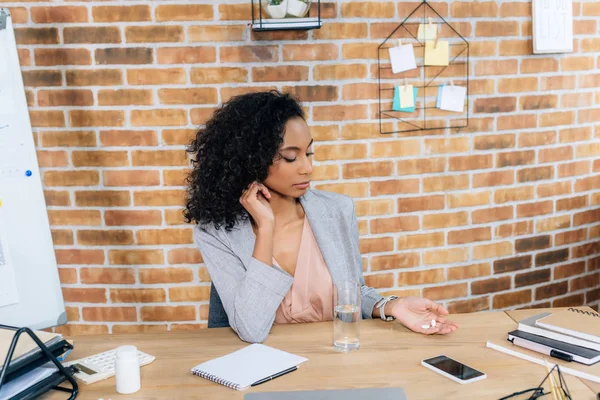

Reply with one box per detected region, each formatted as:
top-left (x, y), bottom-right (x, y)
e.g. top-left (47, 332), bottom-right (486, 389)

top-left (509, 308), bottom-right (600, 365)
top-left (0, 327), bottom-right (75, 399)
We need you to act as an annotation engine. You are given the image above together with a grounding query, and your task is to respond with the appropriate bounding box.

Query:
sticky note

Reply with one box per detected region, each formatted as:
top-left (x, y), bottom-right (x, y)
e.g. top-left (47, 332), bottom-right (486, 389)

top-left (400, 85), bottom-right (415, 109)
top-left (424, 40), bottom-right (449, 66)
top-left (439, 85), bottom-right (466, 113)
top-left (436, 85), bottom-right (445, 108)
top-left (393, 86), bottom-right (418, 112)
top-left (417, 23), bottom-right (437, 41)
top-left (388, 43), bottom-right (417, 74)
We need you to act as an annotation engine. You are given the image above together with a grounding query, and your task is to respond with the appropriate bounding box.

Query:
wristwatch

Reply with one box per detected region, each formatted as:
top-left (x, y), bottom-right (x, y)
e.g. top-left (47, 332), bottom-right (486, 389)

top-left (375, 295), bottom-right (399, 321)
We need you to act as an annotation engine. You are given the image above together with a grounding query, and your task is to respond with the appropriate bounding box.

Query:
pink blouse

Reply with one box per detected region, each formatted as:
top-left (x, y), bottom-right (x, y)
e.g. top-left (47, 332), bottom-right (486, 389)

top-left (274, 217), bottom-right (334, 324)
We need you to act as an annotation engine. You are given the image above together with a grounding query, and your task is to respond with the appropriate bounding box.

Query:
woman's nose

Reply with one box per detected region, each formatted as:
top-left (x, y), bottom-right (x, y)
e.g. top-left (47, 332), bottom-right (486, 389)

top-left (300, 156), bottom-right (312, 175)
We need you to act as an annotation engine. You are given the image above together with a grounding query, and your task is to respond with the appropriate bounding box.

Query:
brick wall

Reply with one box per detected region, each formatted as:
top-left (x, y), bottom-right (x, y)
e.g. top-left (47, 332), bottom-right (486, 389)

top-left (4, 1), bottom-right (599, 334)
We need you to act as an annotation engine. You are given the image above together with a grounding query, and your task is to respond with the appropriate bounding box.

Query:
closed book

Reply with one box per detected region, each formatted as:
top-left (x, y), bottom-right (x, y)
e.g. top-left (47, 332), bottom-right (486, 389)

top-left (508, 329), bottom-right (600, 365)
top-left (517, 312), bottom-right (600, 352)
top-left (535, 308), bottom-right (600, 344)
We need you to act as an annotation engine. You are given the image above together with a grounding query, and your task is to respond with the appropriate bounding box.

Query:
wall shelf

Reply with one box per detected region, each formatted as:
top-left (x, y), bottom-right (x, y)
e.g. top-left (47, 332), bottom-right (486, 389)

top-left (251, 0), bottom-right (322, 31)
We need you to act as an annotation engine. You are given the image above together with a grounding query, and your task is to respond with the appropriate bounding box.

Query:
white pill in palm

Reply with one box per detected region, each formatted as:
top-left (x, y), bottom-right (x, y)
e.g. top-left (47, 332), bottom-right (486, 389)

top-left (421, 324), bottom-right (430, 330)
top-left (431, 319), bottom-right (437, 327)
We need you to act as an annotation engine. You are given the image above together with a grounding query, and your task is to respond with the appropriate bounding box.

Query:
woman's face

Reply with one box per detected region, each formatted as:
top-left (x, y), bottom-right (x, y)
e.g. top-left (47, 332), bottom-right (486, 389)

top-left (263, 117), bottom-right (313, 198)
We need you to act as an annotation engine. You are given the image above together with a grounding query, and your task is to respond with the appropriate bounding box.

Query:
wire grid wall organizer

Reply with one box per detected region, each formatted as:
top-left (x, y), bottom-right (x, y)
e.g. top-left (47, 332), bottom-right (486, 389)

top-left (377, 1), bottom-right (469, 134)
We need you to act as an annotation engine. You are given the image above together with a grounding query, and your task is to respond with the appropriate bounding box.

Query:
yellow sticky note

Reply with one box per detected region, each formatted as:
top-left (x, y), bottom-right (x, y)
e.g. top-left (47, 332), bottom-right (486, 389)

top-left (424, 40), bottom-right (449, 66)
top-left (399, 85), bottom-right (414, 108)
top-left (417, 24), bottom-right (437, 40)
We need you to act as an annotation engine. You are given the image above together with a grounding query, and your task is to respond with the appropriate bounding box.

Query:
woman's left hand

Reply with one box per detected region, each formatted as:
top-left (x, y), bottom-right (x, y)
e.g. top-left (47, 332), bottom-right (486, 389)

top-left (390, 296), bottom-right (458, 335)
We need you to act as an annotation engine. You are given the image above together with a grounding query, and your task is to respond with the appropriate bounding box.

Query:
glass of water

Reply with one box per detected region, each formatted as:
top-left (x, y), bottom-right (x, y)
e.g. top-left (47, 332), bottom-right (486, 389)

top-left (333, 280), bottom-right (361, 352)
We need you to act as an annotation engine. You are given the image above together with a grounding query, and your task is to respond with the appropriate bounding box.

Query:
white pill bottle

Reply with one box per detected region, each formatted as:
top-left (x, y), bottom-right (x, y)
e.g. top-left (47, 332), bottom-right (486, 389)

top-left (115, 345), bottom-right (141, 394)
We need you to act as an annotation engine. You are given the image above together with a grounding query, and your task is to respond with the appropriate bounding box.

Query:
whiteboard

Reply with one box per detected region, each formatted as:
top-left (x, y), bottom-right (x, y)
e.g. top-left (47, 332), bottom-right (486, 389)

top-left (0, 9), bottom-right (67, 329)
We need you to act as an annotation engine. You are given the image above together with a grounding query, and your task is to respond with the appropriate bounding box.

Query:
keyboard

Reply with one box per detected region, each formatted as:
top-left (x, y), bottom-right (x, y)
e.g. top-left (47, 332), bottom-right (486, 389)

top-left (63, 348), bottom-right (155, 385)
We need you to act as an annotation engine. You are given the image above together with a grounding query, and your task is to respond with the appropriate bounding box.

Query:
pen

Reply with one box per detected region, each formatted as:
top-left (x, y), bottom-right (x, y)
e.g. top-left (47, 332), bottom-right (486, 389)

top-left (251, 366), bottom-right (297, 387)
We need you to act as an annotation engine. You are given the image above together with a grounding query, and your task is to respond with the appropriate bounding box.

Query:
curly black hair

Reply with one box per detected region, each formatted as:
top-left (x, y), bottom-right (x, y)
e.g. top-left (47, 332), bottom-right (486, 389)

top-left (184, 90), bottom-right (305, 231)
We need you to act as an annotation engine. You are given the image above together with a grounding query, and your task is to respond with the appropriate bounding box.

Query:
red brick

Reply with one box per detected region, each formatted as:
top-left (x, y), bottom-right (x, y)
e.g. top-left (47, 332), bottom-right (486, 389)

top-left (15, 27), bottom-right (59, 45)
top-left (284, 44), bottom-right (338, 61)
top-left (155, 4), bottom-right (213, 21)
top-left (473, 171), bottom-right (514, 188)
top-left (31, 6), bottom-right (88, 23)
top-left (127, 69), bottom-right (186, 85)
top-left (139, 268), bottom-right (193, 283)
top-left (397, 233), bottom-right (444, 250)
top-left (448, 297), bottom-right (490, 314)
top-left (221, 46), bottom-right (278, 63)
top-left (35, 49), bottom-right (90, 67)
top-left (96, 48), bottom-right (153, 65)
top-left (423, 283), bottom-right (468, 301)
top-left (64, 27), bottom-right (121, 44)
top-left (518, 166), bottom-right (554, 183)
top-left (23, 70), bottom-right (62, 87)
top-left (371, 253), bottom-right (419, 271)
top-left (423, 212), bottom-right (468, 230)
top-left (48, 210), bottom-right (101, 226)
top-left (75, 191), bottom-right (130, 207)
top-left (98, 89), bottom-right (153, 106)
top-left (109, 250), bottom-right (163, 265)
top-left (472, 206), bottom-right (513, 224)
top-left (157, 47), bottom-right (215, 64)
top-left (141, 306), bottom-right (195, 322)
top-left (56, 250), bottom-right (104, 265)
top-left (67, 69), bottom-right (122, 86)
top-left (397, 195), bottom-right (444, 213)
top-left (92, 5), bottom-right (151, 22)
top-left (62, 288), bottom-right (107, 303)
top-left (169, 286), bottom-right (210, 302)
top-left (448, 227), bottom-right (491, 245)
top-left (110, 289), bottom-right (166, 303)
top-left (188, 26), bottom-right (246, 42)
top-left (70, 110), bottom-right (124, 127)
top-left (423, 175), bottom-right (469, 192)
top-left (493, 289), bottom-right (531, 308)
top-left (77, 229), bottom-right (134, 245)
top-left (423, 248), bottom-right (469, 265)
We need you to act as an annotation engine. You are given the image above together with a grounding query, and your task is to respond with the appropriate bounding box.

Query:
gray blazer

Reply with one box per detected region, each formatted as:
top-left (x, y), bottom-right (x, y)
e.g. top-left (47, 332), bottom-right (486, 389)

top-left (194, 189), bottom-right (384, 343)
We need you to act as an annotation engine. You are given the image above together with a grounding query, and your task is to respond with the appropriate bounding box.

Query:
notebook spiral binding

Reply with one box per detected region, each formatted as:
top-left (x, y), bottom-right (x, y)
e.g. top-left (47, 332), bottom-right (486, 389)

top-left (191, 369), bottom-right (241, 390)
top-left (568, 307), bottom-right (600, 318)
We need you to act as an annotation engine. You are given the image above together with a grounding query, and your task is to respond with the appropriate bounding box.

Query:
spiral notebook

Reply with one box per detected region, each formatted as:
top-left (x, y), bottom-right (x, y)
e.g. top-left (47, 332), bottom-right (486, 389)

top-left (535, 308), bottom-right (600, 344)
top-left (190, 344), bottom-right (308, 391)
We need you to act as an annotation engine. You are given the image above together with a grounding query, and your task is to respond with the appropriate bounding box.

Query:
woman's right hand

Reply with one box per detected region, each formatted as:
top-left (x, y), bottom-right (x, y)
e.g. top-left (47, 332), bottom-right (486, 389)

top-left (240, 182), bottom-right (274, 229)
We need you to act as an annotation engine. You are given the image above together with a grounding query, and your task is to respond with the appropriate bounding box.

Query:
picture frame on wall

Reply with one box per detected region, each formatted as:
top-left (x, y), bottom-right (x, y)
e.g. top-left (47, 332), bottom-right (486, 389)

top-left (532, 0), bottom-right (573, 54)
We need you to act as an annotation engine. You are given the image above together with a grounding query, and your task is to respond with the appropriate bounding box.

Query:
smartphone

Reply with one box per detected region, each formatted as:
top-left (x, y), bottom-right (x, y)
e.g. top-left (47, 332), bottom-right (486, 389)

top-left (421, 355), bottom-right (486, 384)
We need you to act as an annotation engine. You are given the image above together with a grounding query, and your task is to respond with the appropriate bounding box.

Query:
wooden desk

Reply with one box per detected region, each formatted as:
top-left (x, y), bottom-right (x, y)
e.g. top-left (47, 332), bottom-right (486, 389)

top-left (43, 311), bottom-right (597, 399)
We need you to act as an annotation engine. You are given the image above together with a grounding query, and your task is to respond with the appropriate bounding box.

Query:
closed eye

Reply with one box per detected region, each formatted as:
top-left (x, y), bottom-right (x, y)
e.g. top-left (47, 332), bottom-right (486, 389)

top-left (283, 152), bottom-right (314, 163)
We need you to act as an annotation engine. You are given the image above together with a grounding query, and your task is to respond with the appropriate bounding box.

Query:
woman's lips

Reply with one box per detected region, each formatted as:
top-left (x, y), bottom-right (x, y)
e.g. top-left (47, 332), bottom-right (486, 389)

top-left (293, 182), bottom-right (311, 189)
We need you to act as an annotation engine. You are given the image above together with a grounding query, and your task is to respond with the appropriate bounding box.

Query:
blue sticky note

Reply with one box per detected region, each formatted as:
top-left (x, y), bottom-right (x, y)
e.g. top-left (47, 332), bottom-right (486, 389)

top-left (392, 87), bottom-right (418, 112)
top-left (436, 85), bottom-right (445, 108)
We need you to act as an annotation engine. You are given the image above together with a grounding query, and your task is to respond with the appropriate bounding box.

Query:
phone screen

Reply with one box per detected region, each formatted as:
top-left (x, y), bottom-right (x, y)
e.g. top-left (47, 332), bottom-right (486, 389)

top-left (423, 355), bottom-right (484, 380)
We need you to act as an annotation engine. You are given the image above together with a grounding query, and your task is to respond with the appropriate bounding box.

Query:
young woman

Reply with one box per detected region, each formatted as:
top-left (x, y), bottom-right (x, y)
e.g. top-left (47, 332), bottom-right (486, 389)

top-left (185, 90), bottom-right (458, 343)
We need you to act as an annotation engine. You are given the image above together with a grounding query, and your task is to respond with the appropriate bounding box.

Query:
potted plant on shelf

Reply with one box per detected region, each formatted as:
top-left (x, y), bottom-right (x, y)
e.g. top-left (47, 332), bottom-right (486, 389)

top-left (262, 0), bottom-right (288, 19)
top-left (287, 0), bottom-right (310, 17)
